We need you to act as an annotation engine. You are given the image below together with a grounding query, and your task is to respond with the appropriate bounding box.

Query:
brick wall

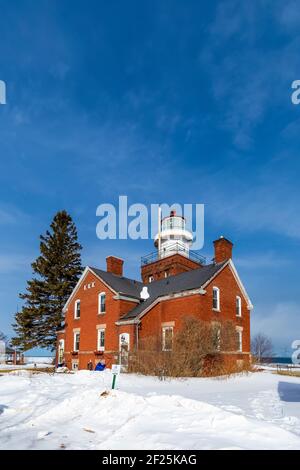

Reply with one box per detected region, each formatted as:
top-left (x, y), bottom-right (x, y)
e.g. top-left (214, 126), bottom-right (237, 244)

top-left (138, 264), bottom-right (250, 355)
top-left (57, 263), bottom-right (251, 370)
top-left (59, 270), bottom-right (138, 370)
top-left (141, 253), bottom-right (201, 283)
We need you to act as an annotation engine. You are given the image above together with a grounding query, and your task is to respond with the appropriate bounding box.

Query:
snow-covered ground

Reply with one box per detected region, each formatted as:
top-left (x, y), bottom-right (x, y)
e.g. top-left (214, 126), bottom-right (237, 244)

top-left (0, 369), bottom-right (300, 450)
top-left (24, 356), bottom-right (54, 365)
top-left (0, 363), bottom-right (54, 371)
top-left (0, 356), bottom-right (54, 370)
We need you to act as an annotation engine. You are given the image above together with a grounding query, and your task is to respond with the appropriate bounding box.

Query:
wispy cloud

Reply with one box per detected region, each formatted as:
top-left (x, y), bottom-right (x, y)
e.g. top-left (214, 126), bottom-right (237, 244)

top-left (252, 301), bottom-right (300, 354)
top-left (0, 204), bottom-right (30, 226)
top-left (0, 253), bottom-right (33, 274)
top-left (209, 177), bottom-right (300, 239)
top-left (235, 253), bottom-right (292, 270)
top-left (274, 0), bottom-right (300, 32)
top-left (200, 0), bottom-right (300, 149)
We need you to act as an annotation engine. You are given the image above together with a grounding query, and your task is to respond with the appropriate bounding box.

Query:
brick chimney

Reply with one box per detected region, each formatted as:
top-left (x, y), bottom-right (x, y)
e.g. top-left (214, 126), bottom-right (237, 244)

top-left (213, 236), bottom-right (233, 263)
top-left (106, 256), bottom-right (124, 276)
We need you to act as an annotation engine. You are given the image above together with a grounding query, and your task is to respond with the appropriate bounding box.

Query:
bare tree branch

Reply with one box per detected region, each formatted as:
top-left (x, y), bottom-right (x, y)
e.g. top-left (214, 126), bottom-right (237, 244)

top-left (251, 333), bottom-right (274, 363)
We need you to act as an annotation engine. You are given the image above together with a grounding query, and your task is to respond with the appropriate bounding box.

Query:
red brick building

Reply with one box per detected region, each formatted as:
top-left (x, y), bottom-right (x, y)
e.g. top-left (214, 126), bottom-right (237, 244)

top-left (56, 212), bottom-right (253, 371)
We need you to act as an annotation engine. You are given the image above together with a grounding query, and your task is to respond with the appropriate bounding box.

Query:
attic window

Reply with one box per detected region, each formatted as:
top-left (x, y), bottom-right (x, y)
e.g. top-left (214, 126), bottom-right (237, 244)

top-left (84, 282), bottom-right (95, 290)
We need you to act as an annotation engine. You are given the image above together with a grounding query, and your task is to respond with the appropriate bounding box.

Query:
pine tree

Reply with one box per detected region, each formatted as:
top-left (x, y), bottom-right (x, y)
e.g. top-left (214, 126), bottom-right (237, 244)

top-left (12, 211), bottom-right (82, 351)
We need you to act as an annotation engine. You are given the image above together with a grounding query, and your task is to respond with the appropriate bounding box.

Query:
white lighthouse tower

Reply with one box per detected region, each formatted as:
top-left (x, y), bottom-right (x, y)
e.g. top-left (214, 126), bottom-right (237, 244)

top-left (154, 210), bottom-right (193, 259)
top-left (141, 208), bottom-right (204, 283)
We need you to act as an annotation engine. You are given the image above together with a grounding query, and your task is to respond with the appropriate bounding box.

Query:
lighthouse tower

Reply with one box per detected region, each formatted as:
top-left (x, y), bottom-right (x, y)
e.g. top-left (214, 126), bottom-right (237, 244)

top-left (141, 210), bottom-right (205, 283)
top-left (154, 210), bottom-right (193, 258)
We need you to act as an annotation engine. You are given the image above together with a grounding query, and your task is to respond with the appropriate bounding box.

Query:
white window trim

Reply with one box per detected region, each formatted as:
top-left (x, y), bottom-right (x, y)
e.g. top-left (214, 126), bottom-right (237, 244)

top-left (73, 332), bottom-right (80, 352)
top-left (212, 286), bottom-right (220, 311)
top-left (162, 326), bottom-right (173, 351)
top-left (97, 328), bottom-right (105, 351)
top-left (74, 299), bottom-right (80, 319)
top-left (236, 295), bottom-right (242, 317)
top-left (148, 275), bottom-right (154, 283)
top-left (98, 292), bottom-right (106, 314)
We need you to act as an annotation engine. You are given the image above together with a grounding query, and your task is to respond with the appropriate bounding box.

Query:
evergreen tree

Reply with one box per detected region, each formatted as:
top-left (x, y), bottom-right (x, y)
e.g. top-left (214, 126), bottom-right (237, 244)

top-left (12, 211), bottom-right (82, 350)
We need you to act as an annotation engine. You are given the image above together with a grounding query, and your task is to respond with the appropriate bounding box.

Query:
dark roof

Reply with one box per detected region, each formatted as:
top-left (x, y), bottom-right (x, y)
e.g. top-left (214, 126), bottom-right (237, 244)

top-left (90, 267), bottom-right (143, 299)
top-left (118, 261), bottom-right (227, 321)
top-left (88, 262), bottom-right (227, 322)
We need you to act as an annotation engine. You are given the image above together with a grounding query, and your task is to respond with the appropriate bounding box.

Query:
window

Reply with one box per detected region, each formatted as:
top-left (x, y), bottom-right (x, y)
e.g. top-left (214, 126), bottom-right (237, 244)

top-left (74, 300), bottom-right (80, 319)
top-left (148, 275), bottom-right (154, 283)
top-left (212, 287), bottom-right (220, 311)
top-left (73, 332), bottom-right (80, 351)
top-left (236, 296), bottom-right (242, 317)
top-left (58, 339), bottom-right (65, 363)
top-left (119, 333), bottom-right (130, 367)
top-left (162, 326), bottom-right (173, 351)
top-left (236, 329), bottom-right (242, 352)
top-left (72, 360), bottom-right (79, 370)
top-left (97, 329), bottom-right (105, 351)
top-left (98, 292), bottom-right (106, 314)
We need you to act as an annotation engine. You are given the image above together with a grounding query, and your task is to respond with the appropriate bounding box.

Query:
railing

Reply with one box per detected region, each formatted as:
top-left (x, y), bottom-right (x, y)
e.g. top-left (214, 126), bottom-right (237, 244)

top-left (141, 243), bottom-right (206, 266)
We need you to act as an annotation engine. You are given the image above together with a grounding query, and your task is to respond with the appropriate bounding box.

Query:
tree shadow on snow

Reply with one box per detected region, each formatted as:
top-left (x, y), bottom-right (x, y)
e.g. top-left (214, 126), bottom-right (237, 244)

top-left (278, 381), bottom-right (300, 402)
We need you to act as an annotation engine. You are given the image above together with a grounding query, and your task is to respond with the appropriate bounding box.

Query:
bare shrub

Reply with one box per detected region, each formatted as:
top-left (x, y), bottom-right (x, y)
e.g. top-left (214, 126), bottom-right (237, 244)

top-left (129, 316), bottom-right (248, 378)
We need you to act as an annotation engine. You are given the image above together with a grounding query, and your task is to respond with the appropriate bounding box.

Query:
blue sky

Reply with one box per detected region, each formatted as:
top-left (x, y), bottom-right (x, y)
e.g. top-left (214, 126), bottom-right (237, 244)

top-left (0, 0), bottom-right (299, 356)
